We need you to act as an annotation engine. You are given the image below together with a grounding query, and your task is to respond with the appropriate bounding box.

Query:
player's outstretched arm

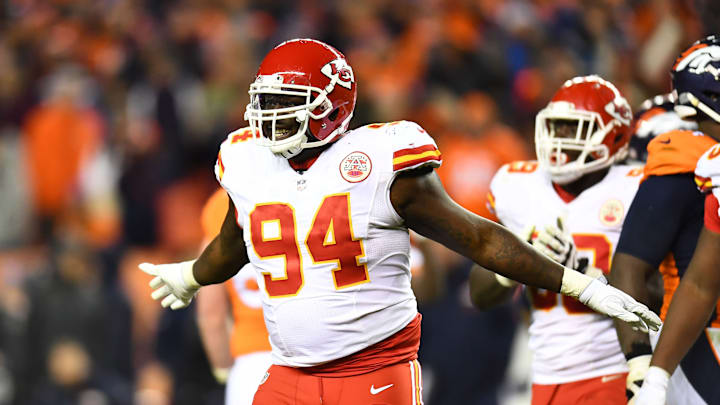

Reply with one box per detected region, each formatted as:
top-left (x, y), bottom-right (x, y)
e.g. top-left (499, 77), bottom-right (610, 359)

top-left (390, 168), bottom-right (661, 331)
top-left (390, 167), bottom-right (561, 290)
top-left (193, 196), bottom-right (249, 284)
top-left (139, 194), bottom-right (249, 309)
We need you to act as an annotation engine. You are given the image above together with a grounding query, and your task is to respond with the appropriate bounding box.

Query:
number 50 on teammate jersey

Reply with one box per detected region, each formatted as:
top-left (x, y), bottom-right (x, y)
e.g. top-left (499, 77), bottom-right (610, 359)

top-left (488, 161), bottom-right (643, 384)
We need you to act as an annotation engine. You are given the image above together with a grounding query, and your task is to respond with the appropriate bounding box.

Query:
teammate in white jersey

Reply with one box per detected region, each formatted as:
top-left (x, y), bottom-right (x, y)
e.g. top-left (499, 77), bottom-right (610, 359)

top-left (471, 75), bottom-right (642, 404)
top-left (136, 39), bottom-right (660, 405)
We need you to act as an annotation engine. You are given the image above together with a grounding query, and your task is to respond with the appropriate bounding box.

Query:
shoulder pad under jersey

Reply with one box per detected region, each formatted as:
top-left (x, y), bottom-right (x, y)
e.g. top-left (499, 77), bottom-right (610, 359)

top-left (360, 121), bottom-right (442, 173)
top-left (643, 129), bottom-right (717, 179)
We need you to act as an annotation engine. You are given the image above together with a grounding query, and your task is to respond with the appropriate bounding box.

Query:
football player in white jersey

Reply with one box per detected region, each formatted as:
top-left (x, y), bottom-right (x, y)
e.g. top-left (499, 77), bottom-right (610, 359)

top-left (137, 39), bottom-right (660, 405)
top-left (470, 75), bottom-right (643, 404)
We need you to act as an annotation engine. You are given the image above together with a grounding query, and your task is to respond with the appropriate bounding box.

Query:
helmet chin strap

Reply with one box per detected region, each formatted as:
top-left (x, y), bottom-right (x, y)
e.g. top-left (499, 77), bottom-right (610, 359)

top-left (275, 110), bottom-right (321, 159)
top-left (273, 94), bottom-right (336, 159)
top-left (676, 92), bottom-right (720, 124)
top-left (693, 95), bottom-right (720, 125)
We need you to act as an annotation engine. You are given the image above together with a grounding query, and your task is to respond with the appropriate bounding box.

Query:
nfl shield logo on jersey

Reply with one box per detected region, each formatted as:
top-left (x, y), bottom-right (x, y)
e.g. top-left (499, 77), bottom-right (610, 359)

top-left (340, 152), bottom-right (372, 183)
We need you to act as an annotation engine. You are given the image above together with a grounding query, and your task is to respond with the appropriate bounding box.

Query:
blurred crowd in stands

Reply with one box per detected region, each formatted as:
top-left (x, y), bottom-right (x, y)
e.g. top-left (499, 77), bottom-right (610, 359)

top-left (0, 0), bottom-right (716, 404)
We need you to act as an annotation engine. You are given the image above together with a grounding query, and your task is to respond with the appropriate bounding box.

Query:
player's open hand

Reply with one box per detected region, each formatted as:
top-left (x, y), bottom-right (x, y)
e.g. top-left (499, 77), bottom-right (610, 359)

top-left (579, 278), bottom-right (662, 333)
top-left (139, 260), bottom-right (200, 310)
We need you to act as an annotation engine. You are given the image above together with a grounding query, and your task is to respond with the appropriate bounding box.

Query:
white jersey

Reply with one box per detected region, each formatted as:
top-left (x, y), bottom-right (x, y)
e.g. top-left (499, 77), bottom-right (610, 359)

top-left (490, 161), bottom-right (643, 384)
top-left (215, 121), bottom-right (441, 367)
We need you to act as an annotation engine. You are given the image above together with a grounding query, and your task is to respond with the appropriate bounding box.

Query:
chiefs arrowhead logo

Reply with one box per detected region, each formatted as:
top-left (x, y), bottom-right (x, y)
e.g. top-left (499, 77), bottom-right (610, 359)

top-left (599, 199), bottom-right (624, 227)
top-left (605, 101), bottom-right (632, 126)
top-left (340, 151), bottom-right (372, 183)
top-left (322, 59), bottom-right (355, 90)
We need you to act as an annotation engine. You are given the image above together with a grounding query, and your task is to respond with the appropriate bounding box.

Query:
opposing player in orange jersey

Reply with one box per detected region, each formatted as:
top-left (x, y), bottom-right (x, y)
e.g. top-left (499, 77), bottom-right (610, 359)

top-left (138, 39), bottom-right (660, 405)
top-left (621, 35), bottom-right (720, 405)
top-left (609, 35), bottom-right (720, 405)
top-left (196, 188), bottom-right (271, 405)
top-left (470, 75), bottom-right (642, 405)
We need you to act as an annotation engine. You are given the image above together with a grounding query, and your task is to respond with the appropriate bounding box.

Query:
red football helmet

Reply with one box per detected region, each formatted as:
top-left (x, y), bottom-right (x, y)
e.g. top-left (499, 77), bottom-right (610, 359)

top-left (535, 75), bottom-right (633, 184)
top-left (244, 39), bottom-right (357, 158)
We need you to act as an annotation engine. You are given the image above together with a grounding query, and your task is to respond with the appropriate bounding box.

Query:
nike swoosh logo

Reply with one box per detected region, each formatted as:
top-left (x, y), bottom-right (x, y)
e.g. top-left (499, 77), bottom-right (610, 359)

top-left (370, 384), bottom-right (394, 395)
top-left (601, 374), bottom-right (624, 383)
top-left (659, 138), bottom-right (671, 144)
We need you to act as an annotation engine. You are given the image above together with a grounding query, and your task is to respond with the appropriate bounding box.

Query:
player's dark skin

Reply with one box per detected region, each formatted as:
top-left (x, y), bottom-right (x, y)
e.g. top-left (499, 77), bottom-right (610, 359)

top-left (651, 227), bottom-right (720, 371)
top-left (549, 120), bottom-right (611, 197)
top-left (192, 98), bottom-right (569, 293)
top-left (260, 93), bottom-right (328, 168)
top-left (611, 119), bottom-right (720, 370)
top-left (469, 119), bottom-right (609, 308)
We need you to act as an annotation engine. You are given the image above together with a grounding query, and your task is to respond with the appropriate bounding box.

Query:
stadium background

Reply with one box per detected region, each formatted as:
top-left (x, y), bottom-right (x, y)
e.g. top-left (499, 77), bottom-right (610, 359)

top-left (0, 0), bottom-right (717, 404)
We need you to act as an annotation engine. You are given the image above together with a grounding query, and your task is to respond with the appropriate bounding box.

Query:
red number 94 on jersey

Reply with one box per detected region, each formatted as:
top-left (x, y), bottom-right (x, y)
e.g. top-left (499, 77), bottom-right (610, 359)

top-left (249, 193), bottom-right (369, 297)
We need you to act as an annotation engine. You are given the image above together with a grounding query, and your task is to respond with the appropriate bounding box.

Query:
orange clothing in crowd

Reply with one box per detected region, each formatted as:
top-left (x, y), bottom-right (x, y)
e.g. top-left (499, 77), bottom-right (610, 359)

top-left (436, 129), bottom-right (531, 220)
top-left (23, 103), bottom-right (103, 216)
top-left (200, 188), bottom-right (271, 357)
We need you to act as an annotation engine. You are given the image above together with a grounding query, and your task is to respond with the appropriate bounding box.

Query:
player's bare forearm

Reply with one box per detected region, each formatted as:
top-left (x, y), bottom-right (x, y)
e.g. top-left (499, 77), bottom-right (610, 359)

top-left (469, 264), bottom-right (515, 309)
top-left (196, 284), bottom-right (234, 369)
top-left (652, 228), bottom-right (720, 372)
top-left (390, 168), bottom-right (563, 292)
top-left (194, 195), bottom-right (249, 285)
top-left (608, 252), bottom-right (654, 355)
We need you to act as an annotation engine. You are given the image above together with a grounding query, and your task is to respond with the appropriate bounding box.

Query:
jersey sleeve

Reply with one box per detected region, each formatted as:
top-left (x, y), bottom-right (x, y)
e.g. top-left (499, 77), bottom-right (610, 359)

top-left (486, 162), bottom-right (540, 232)
top-left (487, 164), bottom-right (510, 225)
top-left (486, 189), bottom-right (497, 219)
top-left (214, 148), bottom-right (226, 184)
top-left (695, 144), bottom-right (720, 234)
top-left (214, 127), bottom-right (254, 223)
top-left (388, 121), bottom-right (442, 173)
top-left (705, 192), bottom-right (720, 234)
top-left (616, 174), bottom-right (704, 268)
top-left (215, 127), bottom-right (254, 187)
top-left (643, 130), bottom-right (717, 179)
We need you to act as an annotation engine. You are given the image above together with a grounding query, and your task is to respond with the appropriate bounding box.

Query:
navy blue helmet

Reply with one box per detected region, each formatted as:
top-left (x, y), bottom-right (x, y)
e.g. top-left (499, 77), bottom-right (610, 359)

top-left (671, 35), bottom-right (720, 124)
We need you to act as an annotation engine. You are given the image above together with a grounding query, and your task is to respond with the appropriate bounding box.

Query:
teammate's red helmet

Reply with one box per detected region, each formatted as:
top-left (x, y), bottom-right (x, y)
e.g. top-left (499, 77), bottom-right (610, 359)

top-left (535, 75), bottom-right (633, 184)
top-left (244, 39), bottom-right (357, 158)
